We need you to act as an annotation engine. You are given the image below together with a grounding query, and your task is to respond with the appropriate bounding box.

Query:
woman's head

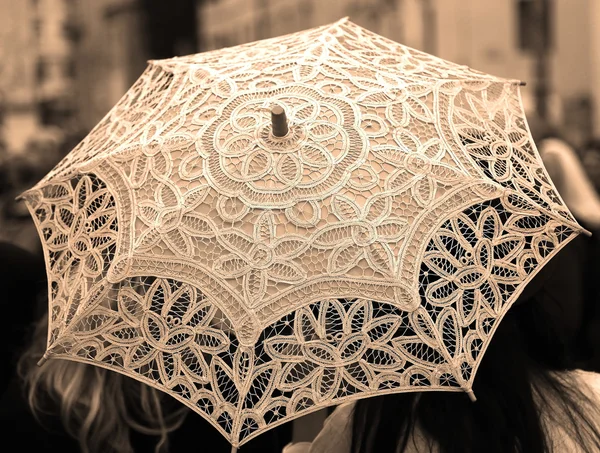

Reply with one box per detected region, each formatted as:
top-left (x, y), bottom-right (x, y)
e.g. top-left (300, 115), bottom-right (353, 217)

top-left (351, 293), bottom-right (600, 453)
top-left (18, 314), bottom-right (188, 453)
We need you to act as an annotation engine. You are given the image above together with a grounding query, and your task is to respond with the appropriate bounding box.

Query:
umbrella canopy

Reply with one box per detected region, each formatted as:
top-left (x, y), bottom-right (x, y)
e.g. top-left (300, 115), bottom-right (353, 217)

top-left (22, 18), bottom-right (586, 449)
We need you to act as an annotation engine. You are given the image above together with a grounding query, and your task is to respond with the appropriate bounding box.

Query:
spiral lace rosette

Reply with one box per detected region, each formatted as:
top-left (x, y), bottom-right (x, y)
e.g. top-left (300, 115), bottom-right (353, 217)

top-left (23, 18), bottom-right (585, 447)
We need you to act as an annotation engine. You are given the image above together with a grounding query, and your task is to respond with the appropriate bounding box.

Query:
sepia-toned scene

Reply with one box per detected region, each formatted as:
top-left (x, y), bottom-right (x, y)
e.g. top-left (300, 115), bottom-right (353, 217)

top-left (1, 2), bottom-right (600, 453)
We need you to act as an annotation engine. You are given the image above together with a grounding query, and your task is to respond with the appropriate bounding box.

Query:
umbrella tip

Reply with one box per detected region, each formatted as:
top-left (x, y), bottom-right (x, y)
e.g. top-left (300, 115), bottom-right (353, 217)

top-left (37, 352), bottom-right (50, 367)
top-left (466, 389), bottom-right (477, 403)
top-left (271, 106), bottom-right (289, 138)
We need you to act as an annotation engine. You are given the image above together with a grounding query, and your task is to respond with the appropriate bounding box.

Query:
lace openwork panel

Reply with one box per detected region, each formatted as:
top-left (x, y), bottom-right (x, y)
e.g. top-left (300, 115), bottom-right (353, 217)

top-left (23, 18), bottom-right (585, 448)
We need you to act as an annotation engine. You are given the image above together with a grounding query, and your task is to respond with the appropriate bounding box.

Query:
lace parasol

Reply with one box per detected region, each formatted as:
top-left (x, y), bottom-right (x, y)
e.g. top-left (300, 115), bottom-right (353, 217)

top-left (21, 18), bottom-right (588, 450)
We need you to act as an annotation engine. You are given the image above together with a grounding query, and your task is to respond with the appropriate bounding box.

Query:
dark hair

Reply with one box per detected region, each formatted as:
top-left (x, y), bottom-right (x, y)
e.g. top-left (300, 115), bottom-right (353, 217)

top-left (350, 295), bottom-right (600, 453)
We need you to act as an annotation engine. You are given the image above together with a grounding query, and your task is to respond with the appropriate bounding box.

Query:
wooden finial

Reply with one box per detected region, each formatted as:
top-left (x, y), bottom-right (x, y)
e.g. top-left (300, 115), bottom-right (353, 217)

top-left (271, 106), bottom-right (289, 137)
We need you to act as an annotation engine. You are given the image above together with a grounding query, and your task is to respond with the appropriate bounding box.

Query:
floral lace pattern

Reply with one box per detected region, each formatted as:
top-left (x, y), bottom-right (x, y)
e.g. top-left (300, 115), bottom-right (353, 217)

top-left (199, 85), bottom-right (367, 207)
top-left (23, 19), bottom-right (584, 447)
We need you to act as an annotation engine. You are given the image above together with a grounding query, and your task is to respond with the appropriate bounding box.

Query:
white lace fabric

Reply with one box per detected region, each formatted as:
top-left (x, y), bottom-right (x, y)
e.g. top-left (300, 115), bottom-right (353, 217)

top-left (22, 18), bottom-right (585, 448)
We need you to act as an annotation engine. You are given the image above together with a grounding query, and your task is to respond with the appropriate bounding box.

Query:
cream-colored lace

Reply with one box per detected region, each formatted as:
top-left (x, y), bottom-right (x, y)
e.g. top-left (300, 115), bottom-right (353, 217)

top-left (22, 18), bottom-right (585, 448)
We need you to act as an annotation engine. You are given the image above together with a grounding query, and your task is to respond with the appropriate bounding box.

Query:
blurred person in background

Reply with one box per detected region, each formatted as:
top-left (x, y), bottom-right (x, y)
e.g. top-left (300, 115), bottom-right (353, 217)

top-left (0, 240), bottom-right (46, 393)
top-left (0, 154), bottom-right (39, 252)
top-left (0, 131), bottom-right (67, 255)
top-left (527, 113), bottom-right (600, 229)
top-left (0, 144), bottom-right (10, 196)
top-left (582, 139), bottom-right (600, 193)
top-left (526, 111), bottom-right (600, 373)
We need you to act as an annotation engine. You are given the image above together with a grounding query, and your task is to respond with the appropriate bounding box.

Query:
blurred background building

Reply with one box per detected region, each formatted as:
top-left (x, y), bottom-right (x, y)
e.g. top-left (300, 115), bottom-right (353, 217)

top-left (1, 0), bottom-right (600, 250)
